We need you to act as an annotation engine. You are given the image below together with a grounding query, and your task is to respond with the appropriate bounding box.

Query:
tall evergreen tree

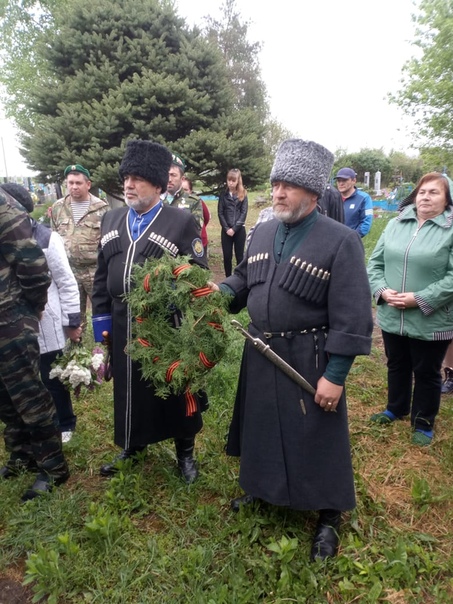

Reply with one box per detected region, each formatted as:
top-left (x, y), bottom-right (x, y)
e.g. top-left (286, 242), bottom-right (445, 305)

top-left (204, 0), bottom-right (268, 117)
top-left (204, 0), bottom-right (287, 182)
top-left (1, 0), bottom-right (268, 193)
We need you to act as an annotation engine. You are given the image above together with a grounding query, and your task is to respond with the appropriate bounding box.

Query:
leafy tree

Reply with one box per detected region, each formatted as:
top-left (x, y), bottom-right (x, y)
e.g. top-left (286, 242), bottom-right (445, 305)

top-left (203, 1), bottom-right (296, 184)
top-left (388, 151), bottom-right (423, 185)
top-left (263, 118), bottom-right (295, 163)
top-left (0, 0), bottom-right (268, 193)
top-left (204, 0), bottom-right (267, 117)
top-left (419, 146), bottom-right (453, 176)
top-left (391, 0), bottom-right (453, 151)
top-left (0, 0), bottom-right (63, 127)
top-left (334, 148), bottom-right (392, 186)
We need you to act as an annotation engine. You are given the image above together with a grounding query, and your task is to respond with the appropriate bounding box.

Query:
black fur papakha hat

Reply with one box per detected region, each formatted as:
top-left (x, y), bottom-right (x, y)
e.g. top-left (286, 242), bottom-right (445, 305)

top-left (119, 140), bottom-right (172, 192)
top-left (270, 139), bottom-right (334, 198)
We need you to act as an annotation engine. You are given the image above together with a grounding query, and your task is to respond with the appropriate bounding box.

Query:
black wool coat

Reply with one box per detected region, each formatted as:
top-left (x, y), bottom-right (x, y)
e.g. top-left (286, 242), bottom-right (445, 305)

top-left (92, 204), bottom-right (207, 449)
top-left (224, 214), bottom-right (373, 511)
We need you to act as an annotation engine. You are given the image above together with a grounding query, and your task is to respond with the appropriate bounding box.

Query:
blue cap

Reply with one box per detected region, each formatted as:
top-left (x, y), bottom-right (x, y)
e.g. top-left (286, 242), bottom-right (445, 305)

top-left (335, 167), bottom-right (356, 179)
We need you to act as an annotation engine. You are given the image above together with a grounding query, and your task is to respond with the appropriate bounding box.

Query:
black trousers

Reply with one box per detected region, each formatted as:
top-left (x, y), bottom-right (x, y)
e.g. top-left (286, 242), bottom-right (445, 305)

top-left (221, 227), bottom-right (246, 277)
top-left (382, 330), bottom-right (451, 431)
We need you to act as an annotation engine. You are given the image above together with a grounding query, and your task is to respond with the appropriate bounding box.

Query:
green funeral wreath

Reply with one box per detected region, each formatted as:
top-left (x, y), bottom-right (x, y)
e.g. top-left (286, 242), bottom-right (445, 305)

top-left (125, 254), bottom-right (231, 413)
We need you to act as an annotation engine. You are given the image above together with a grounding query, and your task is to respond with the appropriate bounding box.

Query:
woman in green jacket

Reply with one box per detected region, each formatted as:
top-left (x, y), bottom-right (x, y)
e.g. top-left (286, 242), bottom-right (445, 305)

top-left (367, 172), bottom-right (453, 446)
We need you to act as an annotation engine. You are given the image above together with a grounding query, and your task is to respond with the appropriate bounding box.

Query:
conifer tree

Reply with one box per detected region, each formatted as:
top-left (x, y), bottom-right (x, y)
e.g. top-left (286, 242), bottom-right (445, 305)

top-left (1, 0), bottom-right (268, 192)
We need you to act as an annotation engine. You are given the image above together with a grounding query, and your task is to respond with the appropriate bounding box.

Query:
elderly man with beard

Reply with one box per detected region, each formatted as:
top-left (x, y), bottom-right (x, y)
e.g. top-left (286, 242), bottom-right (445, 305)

top-left (91, 140), bottom-right (207, 484)
top-left (212, 139), bottom-right (373, 560)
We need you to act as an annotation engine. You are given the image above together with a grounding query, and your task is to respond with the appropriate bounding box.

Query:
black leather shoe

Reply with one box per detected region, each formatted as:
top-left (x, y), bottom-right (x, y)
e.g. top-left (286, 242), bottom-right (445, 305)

top-left (230, 494), bottom-right (257, 513)
top-left (21, 472), bottom-right (70, 502)
top-left (310, 510), bottom-right (341, 561)
top-left (99, 447), bottom-right (146, 477)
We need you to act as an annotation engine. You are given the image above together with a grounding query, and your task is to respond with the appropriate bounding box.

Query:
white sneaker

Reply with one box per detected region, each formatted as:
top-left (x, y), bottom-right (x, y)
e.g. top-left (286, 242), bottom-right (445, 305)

top-left (61, 431), bottom-right (73, 443)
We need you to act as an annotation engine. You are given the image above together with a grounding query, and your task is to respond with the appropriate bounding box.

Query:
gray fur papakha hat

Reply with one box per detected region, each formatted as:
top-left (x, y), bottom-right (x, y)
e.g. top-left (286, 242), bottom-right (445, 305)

top-left (270, 139), bottom-right (334, 198)
top-left (119, 140), bottom-right (172, 192)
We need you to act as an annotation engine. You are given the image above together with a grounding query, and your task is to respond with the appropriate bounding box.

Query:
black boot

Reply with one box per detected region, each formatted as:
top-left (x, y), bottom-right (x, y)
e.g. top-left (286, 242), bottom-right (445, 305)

top-left (174, 438), bottom-right (198, 484)
top-left (99, 446), bottom-right (146, 477)
top-left (230, 493), bottom-right (257, 513)
top-left (310, 509), bottom-right (342, 561)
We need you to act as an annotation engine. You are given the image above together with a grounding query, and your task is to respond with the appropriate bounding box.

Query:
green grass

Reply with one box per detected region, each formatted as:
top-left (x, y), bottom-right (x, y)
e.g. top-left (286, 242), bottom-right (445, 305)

top-left (1, 206), bottom-right (453, 603)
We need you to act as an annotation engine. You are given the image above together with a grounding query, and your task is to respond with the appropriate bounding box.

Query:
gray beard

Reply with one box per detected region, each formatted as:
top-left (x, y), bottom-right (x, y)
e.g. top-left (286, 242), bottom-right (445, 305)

top-left (273, 199), bottom-right (312, 223)
top-left (125, 196), bottom-right (157, 213)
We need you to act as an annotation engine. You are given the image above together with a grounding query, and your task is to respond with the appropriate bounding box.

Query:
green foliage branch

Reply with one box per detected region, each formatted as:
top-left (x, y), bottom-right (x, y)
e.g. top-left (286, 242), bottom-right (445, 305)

top-left (390, 0), bottom-right (453, 160)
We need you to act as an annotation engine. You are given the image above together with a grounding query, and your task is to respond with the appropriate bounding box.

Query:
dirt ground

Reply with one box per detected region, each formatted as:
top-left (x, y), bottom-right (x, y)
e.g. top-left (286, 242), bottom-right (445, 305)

top-left (0, 578), bottom-right (33, 604)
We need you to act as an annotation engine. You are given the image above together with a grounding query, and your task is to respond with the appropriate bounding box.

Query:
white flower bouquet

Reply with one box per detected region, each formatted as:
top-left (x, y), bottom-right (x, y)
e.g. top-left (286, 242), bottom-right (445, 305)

top-left (49, 340), bottom-right (107, 397)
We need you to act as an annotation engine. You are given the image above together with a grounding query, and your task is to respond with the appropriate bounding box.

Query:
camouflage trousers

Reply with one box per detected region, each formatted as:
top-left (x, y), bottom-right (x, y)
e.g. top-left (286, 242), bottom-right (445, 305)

top-left (71, 265), bottom-right (96, 330)
top-left (0, 314), bottom-right (68, 480)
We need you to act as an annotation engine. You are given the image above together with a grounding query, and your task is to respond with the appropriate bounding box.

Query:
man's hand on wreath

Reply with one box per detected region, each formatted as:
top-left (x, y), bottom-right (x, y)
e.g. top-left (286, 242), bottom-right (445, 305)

top-left (207, 281), bottom-right (220, 292)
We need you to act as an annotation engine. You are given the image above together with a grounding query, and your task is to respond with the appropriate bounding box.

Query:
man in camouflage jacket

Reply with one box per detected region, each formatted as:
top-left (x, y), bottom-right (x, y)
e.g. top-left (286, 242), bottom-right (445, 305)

top-left (164, 153), bottom-right (203, 230)
top-left (50, 164), bottom-right (109, 327)
top-left (0, 188), bottom-right (69, 502)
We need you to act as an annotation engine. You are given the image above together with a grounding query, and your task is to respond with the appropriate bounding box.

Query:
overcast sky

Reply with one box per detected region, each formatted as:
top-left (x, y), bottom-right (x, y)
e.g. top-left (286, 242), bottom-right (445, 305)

top-left (0, 0), bottom-right (419, 177)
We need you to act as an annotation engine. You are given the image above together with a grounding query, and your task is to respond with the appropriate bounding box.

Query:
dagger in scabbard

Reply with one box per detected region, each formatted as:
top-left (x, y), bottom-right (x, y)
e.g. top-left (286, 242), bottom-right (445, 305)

top-left (102, 330), bottom-right (113, 382)
top-left (231, 320), bottom-right (316, 414)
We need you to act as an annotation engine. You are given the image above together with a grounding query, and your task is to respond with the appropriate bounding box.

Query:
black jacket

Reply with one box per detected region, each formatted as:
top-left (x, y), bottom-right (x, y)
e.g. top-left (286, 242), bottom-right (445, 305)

top-left (317, 185), bottom-right (344, 223)
top-left (218, 191), bottom-right (248, 232)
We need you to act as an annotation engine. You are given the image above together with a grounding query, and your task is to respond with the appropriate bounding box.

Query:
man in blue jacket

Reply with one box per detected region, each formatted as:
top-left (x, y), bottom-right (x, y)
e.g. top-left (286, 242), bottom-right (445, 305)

top-left (335, 167), bottom-right (373, 237)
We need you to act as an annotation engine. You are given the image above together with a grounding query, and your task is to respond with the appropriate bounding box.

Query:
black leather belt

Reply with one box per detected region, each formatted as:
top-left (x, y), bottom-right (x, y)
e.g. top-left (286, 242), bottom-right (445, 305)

top-left (263, 326), bottom-right (328, 339)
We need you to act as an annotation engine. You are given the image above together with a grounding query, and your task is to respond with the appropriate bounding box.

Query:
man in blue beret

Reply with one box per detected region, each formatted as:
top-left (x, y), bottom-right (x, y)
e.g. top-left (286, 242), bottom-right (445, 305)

top-left (50, 164), bottom-right (109, 330)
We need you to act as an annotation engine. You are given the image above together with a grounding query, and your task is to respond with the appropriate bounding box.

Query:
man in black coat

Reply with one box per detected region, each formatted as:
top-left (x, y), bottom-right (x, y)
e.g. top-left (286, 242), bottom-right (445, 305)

top-left (215, 139), bottom-right (373, 561)
top-left (92, 140), bottom-right (207, 483)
